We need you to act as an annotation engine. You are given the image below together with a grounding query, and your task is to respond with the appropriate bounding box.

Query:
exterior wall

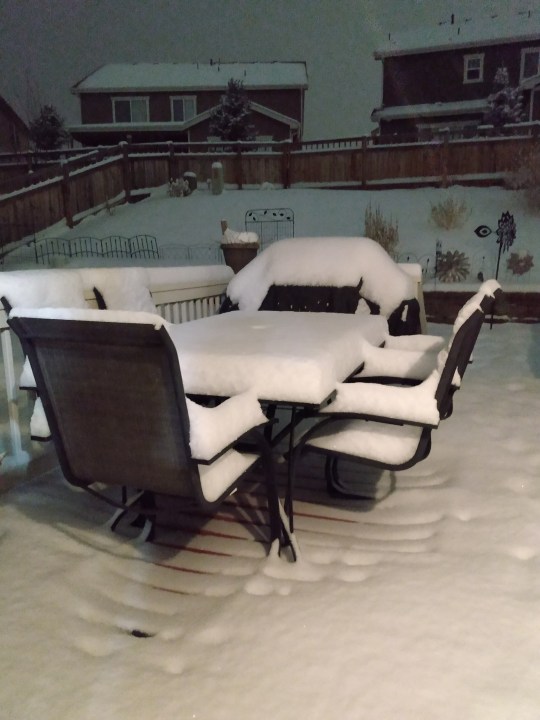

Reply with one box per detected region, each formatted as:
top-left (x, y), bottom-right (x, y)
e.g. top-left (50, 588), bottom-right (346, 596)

top-left (0, 105), bottom-right (30, 152)
top-left (381, 39), bottom-right (538, 108)
top-left (76, 88), bottom-right (303, 145)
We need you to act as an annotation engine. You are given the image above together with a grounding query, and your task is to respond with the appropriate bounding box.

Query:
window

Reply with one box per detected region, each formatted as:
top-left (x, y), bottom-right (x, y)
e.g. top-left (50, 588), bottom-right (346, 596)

top-left (464, 54), bottom-right (484, 83)
top-left (112, 97), bottom-right (149, 123)
top-left (521, 48), bottom-right (540, 81)
top-left (171, 96), bottom-right (196, 122)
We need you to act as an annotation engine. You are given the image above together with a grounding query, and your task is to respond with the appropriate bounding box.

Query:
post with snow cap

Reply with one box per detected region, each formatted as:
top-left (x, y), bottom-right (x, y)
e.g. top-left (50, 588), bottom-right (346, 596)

top-left (60, 160), bottom-right (74, 229)
top-left (120, 140), bottom-right (132, 203)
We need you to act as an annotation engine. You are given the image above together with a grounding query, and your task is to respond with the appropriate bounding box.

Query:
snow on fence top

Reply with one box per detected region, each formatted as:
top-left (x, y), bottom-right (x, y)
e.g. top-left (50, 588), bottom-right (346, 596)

top-left (226, 237), bottom-right (416, 316)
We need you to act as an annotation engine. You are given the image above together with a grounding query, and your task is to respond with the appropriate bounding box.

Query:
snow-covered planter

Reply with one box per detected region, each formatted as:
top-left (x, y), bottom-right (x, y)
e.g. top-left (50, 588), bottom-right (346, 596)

top-left (220, 221), bottom-right (259, 273)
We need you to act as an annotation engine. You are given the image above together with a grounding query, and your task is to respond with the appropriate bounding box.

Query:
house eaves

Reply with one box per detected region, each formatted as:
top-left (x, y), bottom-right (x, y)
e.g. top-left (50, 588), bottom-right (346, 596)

top-left (371, 99), bottom-right (490, 122)
top-left (374, 10), bottom-right (540, 58)
top-left (248, 101), bottom-right (300, 128)
top-left (68, 101), bottom-right (299, 135)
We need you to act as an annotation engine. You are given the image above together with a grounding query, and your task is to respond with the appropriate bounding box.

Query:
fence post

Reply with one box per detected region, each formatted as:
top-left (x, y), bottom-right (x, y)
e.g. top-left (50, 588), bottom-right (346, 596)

top-left (121, 141), bottom-right (132, 202)
top-left (60, 161), bottom-right (74, 229)
top-left (440, 132), bottom-right (449, 188)
top-left (168, 141), bottom-right (177, 181)
top-left (281, 142), bottom-right (291, 189)
top-left (235, 145), bottom-right (243, 190)
top-left (361, 136), bottom-right (368, 189)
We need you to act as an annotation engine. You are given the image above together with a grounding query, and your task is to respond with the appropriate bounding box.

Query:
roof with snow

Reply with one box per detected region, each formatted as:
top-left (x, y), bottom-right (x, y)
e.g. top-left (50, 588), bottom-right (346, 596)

top-left (72, 62), bottom-right (308, 94)
top-left (375, 9), bottom-right (540, 58)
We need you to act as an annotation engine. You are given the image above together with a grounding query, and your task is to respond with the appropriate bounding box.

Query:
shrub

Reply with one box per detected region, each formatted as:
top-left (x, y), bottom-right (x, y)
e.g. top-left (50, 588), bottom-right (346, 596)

top-left (364, 202), bottom-right (399, 258)
top-left (506, 251), bottom-right (534, 276)
top-left (29, 104), bottom-right (69, 150)
top-left (430, 196), bottom-right (470, 229)
top-left (435, 250), bottom-right (470, 282)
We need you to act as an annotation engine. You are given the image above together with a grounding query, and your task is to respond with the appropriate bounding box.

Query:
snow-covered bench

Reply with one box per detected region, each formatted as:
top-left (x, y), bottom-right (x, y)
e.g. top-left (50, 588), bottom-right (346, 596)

top-left (219, 237), bottom-right (427, 336)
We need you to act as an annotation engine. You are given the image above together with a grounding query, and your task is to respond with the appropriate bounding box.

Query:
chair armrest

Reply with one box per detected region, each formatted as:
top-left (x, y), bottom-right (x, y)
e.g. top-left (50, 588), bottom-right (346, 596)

top-left (384, 333), bottom-right (446, 352)
top-left (357, 344), bottom-right (438, 382)
top-left (321, 373), bottom-right (441, 427)
top-left (187, 390), bottom-right (268, 461)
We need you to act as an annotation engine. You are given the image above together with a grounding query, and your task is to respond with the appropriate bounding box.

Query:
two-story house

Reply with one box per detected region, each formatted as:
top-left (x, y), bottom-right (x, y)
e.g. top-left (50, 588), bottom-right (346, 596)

top-left (69, 61), bottom-right (308, 146)
top-left (371, 10), bottom-right (540, 141)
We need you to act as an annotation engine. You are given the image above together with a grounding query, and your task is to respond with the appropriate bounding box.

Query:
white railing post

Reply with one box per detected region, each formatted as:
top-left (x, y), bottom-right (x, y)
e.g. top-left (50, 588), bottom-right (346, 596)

top-left (1, 325), bottom-right (29, 467)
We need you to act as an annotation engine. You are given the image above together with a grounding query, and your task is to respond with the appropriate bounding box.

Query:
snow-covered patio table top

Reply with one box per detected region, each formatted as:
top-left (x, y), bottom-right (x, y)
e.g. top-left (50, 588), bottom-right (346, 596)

top-left (167, 310), bottom-right (388, 405)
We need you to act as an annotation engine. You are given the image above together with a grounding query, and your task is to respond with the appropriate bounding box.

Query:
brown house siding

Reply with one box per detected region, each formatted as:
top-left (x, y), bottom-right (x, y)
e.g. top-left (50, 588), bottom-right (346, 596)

top-left (382, 40), bottom-right (538, 107)
top-left (76, 87), bottom-right (303, 146)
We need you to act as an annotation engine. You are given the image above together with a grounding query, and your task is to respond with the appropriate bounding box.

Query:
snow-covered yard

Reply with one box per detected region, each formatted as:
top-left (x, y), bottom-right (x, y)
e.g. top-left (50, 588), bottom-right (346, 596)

top-left (8, 183), bottom-right (540, 287)
top-left (1, 186), bottom-right (540, 719)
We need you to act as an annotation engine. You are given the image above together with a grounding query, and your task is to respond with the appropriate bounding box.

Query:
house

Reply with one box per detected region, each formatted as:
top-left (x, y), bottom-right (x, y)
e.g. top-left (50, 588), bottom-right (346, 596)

top-left (0, 94), bottom-right (30, 152)
top-left (69, 62), bottom-right (308, 146)
top-left (371, 10), bottom-right (540, 141)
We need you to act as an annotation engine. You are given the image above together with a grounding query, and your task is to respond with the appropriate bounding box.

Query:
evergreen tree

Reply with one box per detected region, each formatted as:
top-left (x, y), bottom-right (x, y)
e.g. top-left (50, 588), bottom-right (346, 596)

top-left (209, 79), bottom-right (255, 141)
top-left (29, 104), bottom-right (69, 150)
top-left (484, 66), bottom-right (524, 129)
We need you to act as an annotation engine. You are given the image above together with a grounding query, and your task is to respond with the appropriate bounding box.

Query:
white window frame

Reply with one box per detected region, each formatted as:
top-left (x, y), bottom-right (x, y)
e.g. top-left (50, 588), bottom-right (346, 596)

top-left (520, 47), bottom-right (540, 81)
top-left (170, 95), bottom-right (197, 122)
top-left (112, 96), bottom-right (149, 123)
top-left (463, 54), bottom-right (484, 84)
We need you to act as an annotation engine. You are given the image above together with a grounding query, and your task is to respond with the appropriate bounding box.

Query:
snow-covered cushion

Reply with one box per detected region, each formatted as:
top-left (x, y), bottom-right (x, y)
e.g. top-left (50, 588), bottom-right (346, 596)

top-left (384, 333), bottom-right (446, 353)
top-left (30, 397), bottom-right (51, 440)
top-left (0, 269), bottom-right (88, 310)
top-left (322, 369), bottom-right (441, 427)
top-left (198, 450), bottom-right (259, 502)
top-left (358, 343), bottom-right (439, 381)
top-left (306, 419), bottom-right (424, 465)
top-left (78, 267), bottom-right (157, 313)
top-left (10, 306), bottom-right (167, 328)
top-left (186, 390), bottom-right (267, 461)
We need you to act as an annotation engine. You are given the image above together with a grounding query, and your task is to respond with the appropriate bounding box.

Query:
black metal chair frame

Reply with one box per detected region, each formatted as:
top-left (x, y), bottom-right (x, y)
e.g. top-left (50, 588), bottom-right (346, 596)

top-left (285, 300), bottom-right (495, 532)
top-left (8, 313), bottom-right (289, 551)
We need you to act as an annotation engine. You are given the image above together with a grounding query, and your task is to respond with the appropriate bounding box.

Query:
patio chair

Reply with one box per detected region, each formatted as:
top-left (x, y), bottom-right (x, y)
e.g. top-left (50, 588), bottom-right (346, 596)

top-left (285, 300), bottom-right (490, 529)
top-left (219, 237), bottom-right (422, 335)
top-left (8, 307), bottom-right (287, 552)
top-left (351, 280), bottom-right (502, 386)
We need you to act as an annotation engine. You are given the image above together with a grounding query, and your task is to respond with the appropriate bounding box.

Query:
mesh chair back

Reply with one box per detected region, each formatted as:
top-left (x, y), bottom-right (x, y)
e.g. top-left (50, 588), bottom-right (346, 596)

top-left (9, 317), bottom-right (197, 499)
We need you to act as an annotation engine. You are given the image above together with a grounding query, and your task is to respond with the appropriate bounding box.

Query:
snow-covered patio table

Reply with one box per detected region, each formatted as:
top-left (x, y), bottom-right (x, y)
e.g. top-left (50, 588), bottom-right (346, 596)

top-left (167, 310), bottom-right (388, 406)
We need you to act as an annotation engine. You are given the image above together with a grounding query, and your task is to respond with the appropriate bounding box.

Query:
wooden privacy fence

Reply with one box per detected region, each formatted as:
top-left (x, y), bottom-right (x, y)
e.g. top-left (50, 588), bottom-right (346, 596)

top-left (1, 128), bottom-right (539, 251)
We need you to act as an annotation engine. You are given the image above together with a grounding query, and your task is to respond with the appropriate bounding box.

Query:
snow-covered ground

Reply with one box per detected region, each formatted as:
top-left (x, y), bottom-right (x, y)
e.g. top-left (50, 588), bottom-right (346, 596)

top-left (6, 183), bottom-right (540, 287)
top-left (1, 186), bottom-right (540, 719)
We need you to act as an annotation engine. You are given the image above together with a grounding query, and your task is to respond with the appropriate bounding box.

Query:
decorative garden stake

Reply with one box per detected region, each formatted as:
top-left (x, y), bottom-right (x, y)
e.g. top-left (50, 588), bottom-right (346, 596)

top-left (474, 211), bottom-right (516, 280)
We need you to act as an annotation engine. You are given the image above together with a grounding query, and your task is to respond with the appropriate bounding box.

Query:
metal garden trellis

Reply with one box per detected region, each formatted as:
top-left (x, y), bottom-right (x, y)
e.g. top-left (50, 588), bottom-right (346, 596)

top-left (474, 211), bottom-right (516, 281)
top-left (474, 211), bottom-right (516, 328)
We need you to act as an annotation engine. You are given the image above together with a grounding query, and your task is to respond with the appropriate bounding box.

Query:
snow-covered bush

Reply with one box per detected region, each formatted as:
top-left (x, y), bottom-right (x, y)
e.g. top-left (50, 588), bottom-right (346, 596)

top-left (29, 104), bottom-right (69, 150)
top-left (430, 196), bottom-right (470, 230)
top-left (506, 251), bottom-right (534, 276)
top-left (209, 79), bottom-right (255, 142)
top-left (483, 66), bottom-right (524, 130)
top-left (168, 178), bottom-right (191, 197)
top-left (364, 203), bottom-right (399, 258)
